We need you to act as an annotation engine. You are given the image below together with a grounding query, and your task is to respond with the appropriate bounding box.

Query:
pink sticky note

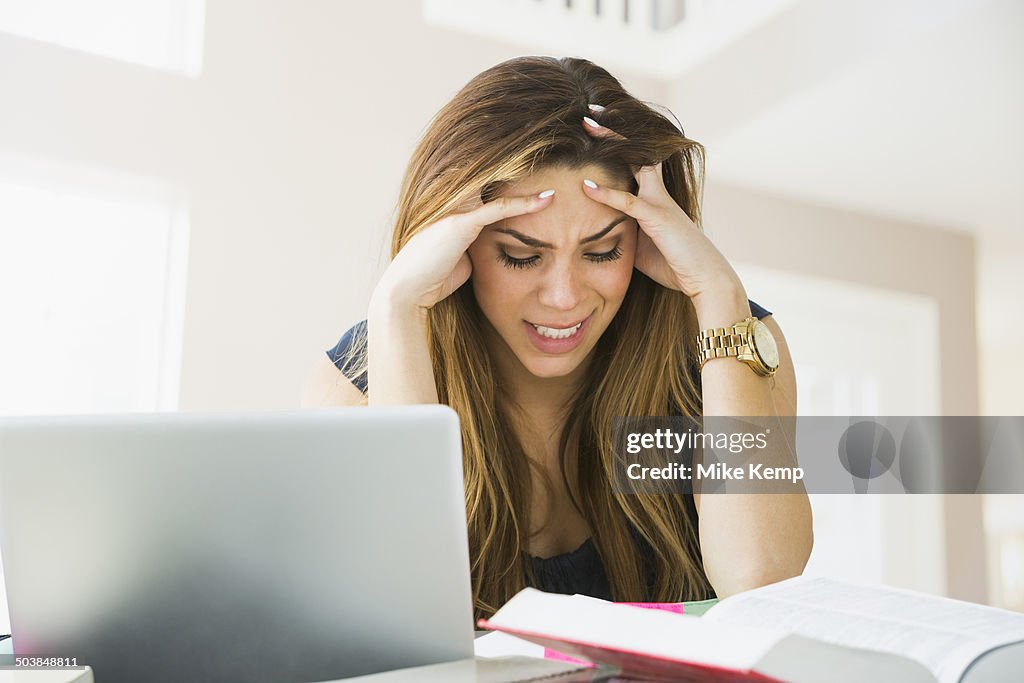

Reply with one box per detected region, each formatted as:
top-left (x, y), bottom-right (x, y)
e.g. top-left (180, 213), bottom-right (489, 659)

top-left (543, 648), bottom-right (594, 666)
top-left (620, 601), bottom-right (686, 615)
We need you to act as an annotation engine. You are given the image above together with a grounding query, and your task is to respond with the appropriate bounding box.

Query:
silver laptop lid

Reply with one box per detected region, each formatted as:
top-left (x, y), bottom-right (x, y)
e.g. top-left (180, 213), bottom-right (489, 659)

top-left (0, 406), bottom-right (474, 682)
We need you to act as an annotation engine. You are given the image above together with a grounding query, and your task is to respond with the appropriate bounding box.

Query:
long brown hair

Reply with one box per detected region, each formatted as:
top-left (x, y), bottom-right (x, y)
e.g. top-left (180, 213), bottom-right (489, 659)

top-left (348, 56), bottom-right (712, 620)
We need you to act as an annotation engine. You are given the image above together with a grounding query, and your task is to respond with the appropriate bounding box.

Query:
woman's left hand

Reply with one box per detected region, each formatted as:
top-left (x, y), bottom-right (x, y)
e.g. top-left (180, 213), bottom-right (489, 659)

top-left (580, 113), bottom-right (744, 305)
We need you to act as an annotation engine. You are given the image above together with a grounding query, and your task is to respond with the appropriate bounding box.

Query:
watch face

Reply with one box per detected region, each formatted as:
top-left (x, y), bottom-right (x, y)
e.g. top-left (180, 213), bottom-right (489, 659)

top-left (751, 320), bottom-right (780, 369)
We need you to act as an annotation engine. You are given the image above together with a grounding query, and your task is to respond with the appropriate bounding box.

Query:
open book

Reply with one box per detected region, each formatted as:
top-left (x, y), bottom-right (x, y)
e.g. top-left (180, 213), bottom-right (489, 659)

top-left (478, 576), bottom-right (1024, 682)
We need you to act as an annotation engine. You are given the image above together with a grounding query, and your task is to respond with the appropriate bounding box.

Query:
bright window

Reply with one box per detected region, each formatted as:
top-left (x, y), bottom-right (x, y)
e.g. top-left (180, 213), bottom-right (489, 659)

top-left (0, 0), bottom-right (205, 77)
top-left (0, 166), bottom-right (189, 417)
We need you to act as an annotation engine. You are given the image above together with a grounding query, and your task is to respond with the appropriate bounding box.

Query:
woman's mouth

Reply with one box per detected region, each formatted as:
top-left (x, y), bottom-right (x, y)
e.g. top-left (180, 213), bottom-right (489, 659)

top-left (523, 314), bottom-right (592, 353)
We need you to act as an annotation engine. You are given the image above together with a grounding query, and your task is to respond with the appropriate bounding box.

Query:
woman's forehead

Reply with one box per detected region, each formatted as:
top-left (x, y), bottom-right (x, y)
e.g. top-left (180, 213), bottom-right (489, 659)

top-left (493, 167), bottom-right (632, 240)
top-left (500, 164), bottom-right (627, 196)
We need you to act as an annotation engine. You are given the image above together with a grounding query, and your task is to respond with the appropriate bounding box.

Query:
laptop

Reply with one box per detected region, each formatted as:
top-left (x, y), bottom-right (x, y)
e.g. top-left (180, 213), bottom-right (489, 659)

top-left (0, 406), bottom-right (475, 682)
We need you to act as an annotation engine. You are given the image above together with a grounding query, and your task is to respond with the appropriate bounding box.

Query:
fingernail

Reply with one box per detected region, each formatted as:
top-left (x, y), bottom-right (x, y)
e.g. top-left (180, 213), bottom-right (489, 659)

top-left (588, 104), bottom-right (606, 112)
top-left (582, 179), bottom-right (598, 189)
top-left (537, 189), bottom-right (555, 199)
top-left (583, 116), bottom-right (601, 128)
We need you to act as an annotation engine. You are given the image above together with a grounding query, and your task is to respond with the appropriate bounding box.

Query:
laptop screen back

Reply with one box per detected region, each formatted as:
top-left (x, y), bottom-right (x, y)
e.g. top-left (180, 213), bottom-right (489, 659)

top-left (0, 406), bottom-right (474, 682)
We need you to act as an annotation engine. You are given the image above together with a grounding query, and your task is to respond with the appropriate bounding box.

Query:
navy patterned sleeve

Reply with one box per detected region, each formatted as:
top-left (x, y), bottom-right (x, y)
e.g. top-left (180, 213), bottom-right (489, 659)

top-left (749, 299), bottom-right (772, 320)
top-left (325, 319), bottom-right (368, 395)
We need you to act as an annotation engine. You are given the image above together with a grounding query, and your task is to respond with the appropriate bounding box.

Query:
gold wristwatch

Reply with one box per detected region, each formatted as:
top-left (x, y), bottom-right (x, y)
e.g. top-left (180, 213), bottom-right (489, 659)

top-left (696, 316), bottom-right (780, 377)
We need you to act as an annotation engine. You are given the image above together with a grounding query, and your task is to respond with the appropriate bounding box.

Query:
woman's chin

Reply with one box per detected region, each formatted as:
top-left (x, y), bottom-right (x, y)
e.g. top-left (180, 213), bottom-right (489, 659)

top-left (526, 366), bottom-right (574, 380)
top-left (519, 354), bottom-right (585, 380)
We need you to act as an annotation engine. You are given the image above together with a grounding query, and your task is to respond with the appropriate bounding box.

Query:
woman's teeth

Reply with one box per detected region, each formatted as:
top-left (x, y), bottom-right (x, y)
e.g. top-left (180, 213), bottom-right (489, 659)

top-left (531, 322), bottom-right (583, 339)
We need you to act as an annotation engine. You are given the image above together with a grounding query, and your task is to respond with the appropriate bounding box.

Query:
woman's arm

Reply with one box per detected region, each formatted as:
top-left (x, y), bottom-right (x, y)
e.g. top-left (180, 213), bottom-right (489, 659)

top-left (692, 282), bottom-right (813, 598)
top-left (300, 354), bottom-right (366, 407)
top-left (366, 284), bottom-right (440, 406)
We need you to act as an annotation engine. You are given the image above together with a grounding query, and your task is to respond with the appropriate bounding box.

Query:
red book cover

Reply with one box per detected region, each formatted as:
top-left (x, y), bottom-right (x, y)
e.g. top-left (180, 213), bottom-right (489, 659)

top-left (541, 602), bottom-right (687, 667)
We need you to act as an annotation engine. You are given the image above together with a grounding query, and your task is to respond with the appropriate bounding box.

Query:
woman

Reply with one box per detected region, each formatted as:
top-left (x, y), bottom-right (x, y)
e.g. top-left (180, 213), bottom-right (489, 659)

top-left (303, 56), bottom-right (812, 621)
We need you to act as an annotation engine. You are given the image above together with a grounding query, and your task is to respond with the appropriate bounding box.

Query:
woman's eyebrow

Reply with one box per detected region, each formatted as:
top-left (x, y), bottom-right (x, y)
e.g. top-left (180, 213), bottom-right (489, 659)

top-left (493, 215), bottom-right (629, 249)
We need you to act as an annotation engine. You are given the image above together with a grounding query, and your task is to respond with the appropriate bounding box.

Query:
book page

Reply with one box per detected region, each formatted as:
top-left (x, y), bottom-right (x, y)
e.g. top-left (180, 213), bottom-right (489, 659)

top-left (483, 588), bottom-right (787, 671)
top-left (703, 576), bottom-right (1024, 683)
top-left (474, 631), bottom-right (546, 659)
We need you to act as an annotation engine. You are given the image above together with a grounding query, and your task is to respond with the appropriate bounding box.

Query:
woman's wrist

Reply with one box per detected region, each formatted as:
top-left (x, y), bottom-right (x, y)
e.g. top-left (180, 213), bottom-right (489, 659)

top-left (367, 280), bottom-right (438, 406)
top-left (690, 278), bottom-right (751, 330)
top-left (369, 278), bottom-right (429, 324)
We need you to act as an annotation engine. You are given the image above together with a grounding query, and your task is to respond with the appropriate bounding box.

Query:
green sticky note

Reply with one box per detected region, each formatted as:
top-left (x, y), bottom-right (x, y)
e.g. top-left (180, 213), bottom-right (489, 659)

top-left (682, 598), bottom-right (719, 617)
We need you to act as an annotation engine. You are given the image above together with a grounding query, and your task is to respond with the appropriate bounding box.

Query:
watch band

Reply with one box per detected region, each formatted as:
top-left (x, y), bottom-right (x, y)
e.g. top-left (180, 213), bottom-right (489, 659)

top-left (695, 325), bottom-right (747, 370)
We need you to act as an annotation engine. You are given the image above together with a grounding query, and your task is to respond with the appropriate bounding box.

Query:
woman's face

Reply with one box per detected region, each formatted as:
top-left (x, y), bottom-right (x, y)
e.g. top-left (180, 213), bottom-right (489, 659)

top-left (467, 164), bottom-right (638, 380)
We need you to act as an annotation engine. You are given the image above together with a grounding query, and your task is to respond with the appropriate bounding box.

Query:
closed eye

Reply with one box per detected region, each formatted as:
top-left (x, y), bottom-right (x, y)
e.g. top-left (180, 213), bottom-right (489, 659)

top-left (496, 245), bottom-right (623, 270)
top-left (588, 246), bottom-right (623, 263)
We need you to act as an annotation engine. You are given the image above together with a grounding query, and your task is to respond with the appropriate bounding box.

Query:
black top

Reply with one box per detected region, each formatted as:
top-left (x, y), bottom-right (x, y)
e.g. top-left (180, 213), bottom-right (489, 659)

top-left (326, 300), bottom-right (773, 601)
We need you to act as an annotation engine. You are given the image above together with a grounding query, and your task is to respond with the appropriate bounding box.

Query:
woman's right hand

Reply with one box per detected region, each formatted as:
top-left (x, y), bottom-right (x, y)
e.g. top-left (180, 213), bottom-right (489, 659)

top-left (373, 189), bottom-right (555, 311)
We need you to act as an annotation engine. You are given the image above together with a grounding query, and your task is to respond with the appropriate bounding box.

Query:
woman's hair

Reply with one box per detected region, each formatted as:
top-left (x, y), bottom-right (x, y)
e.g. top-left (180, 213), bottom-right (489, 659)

top-left (347, 56), bottom-right (712, 621)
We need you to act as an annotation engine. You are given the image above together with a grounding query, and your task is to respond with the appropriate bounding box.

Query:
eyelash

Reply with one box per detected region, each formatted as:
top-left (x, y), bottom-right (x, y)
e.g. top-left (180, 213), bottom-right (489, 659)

top-left (497, 246), bottom-right (624, 270)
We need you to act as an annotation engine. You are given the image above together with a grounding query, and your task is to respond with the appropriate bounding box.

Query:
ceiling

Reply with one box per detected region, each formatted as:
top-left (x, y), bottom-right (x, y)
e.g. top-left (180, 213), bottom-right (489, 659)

top-left (424, 0), bottom-right (1020, 238)
top-left (700, 0), bottom-right (1023, 238)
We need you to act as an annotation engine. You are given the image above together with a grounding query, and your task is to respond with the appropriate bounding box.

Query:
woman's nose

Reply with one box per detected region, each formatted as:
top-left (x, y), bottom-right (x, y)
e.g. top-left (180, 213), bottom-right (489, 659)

top-left (536, 262), bottom-right (584, 311)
